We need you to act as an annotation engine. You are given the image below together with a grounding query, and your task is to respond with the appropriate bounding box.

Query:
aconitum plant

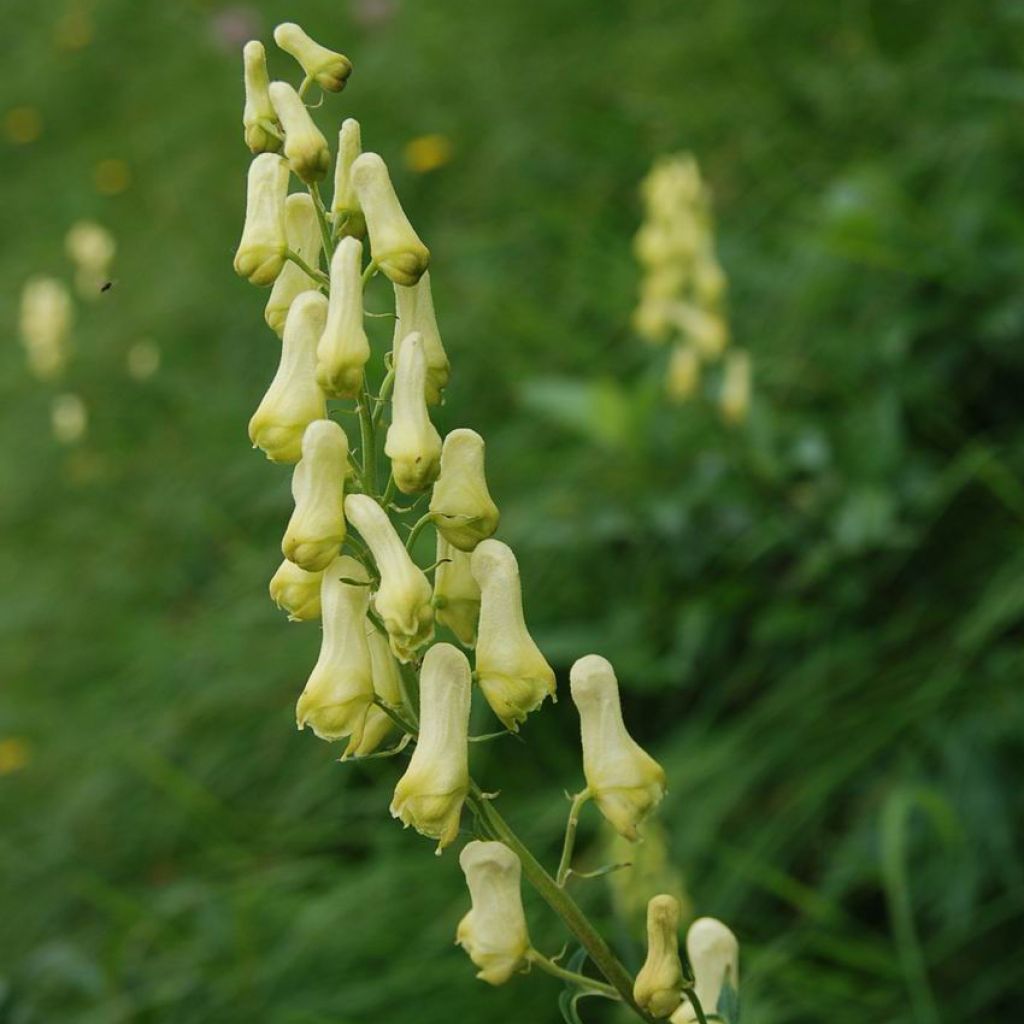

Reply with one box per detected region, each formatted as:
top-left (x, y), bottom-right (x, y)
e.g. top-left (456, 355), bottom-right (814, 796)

top-left (234, 22), bottom-right (739, 1023)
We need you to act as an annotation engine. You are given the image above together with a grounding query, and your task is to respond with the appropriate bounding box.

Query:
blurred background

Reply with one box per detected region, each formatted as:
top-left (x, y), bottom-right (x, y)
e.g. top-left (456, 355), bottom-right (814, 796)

top-left (2, 1), bottom-right (1023, 1021)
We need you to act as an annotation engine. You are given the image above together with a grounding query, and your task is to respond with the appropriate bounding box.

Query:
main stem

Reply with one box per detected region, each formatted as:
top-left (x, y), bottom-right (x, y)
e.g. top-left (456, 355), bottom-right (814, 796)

top-left (469, 784), bottom-right (654, 1022)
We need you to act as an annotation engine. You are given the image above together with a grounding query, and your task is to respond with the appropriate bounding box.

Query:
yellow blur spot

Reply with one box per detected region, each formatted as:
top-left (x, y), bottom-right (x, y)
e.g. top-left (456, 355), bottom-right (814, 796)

top-left (55, 3), bottom-right (94, 51)
top-left (94, 158), bottom-right (131, 196)
top-left (0, 737), bottom-right (31, 775)
top-left (5, 106), bottom-right (43, 145)
top-left (403, 133), bottom-right (453, 174)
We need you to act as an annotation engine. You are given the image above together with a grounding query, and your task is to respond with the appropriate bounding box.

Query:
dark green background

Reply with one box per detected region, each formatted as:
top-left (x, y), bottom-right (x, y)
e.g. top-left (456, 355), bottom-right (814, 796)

top-left (2, 1), bottom-right (1022, 1021)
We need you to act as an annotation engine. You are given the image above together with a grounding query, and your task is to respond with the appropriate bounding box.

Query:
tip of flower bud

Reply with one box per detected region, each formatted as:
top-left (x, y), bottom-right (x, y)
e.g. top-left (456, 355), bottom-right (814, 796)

top-left (569, 653), bottom-right (616, 702)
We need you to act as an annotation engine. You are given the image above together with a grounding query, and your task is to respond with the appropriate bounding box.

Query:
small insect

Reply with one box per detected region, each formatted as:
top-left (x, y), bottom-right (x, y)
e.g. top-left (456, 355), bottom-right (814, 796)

top-left (100, 279), bottom-right (117, 293)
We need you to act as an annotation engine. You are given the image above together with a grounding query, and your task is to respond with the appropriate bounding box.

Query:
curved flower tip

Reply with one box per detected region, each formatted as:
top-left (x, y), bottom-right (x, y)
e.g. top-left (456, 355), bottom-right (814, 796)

top-left (456, 841), bottom-right (531, 984)
top-left (351, 152), bottom-right (430, 285)
top-left (281, 418), bottom-right (348, 571)
top-left (429, 429), bottom-right (499, 552)
top-left (269, 559), bottom-right (323, 621)
top-left (248, 291), bottom-right (328, 463)
top-left (671, 917), bottom-right (739, 1024)
top-left (268, 80), bottom-right (330, 184)
top-left (471, 539), bottom-right (555, 730)
top-left (634, 894), bottom-right (684, 1018)
top-left (234, 152), bottom-right (289, 285)
top-left (384, 332), bottom-right (442, 494)
top-left (273, 22), bottom-right (352, 93)
top-left (390, 643), bottom-right (470, 849)
top-left (569, 654), bottom-right (665, 839)
top-left (296, 555), bottom-right (374, 743)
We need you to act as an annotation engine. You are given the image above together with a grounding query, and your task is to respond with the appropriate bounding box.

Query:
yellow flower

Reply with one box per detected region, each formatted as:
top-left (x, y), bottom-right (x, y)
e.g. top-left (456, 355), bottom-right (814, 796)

top-left (0, 738), bottom-right (31, 775)
top-left (268, 80), bottom-right (330, 184)
top-left (234, 152), bottom-right (290, 285)
top-left (671, 918), bottom-right (739, 1024)
top-left (634, 895), bottom-right (684, 1018)
top-left (281, 419), bottom-right (348, 571)
top-left (343, 494), bottom-right (434, 662)
top-left (265, 193), bottom-right (322, 335)
top-left (351, 152), bottom-right (430, 285)
top-left (344, 626), bottom-right (404, 758)
top-left (385, 332), bottom-right (442, 494)
top-left (51, 393), bottom-right (88, 445)
top-left (316, 236), bottom-right (370, 398)
top-left (456, 841), bottom-right (531, 984)
top-left (241, 40), bottom-right (281, 154)
top-left (666, 345), bottom-right (700, 402)
top-left (248, 291), bottom-right (328, 463)
top-left (433, 534), bottom-right (480, 648)
top-left (331, 118), bottom-right (365, 238)
top-left (296, 555), bottom-right (375, 742)
top-left (720, 350), bottom-right (751, 425)
top-left (273, 22), bottom-right (352, 93)
top-left (269, 559), bottom-right (323, 621)
top-left (390, 643), bottom-right (470, 849)
top-left (65, 221), bottom-right (116, 299)
top-left (404, 133), bottom-right (453, 174)
top-left (392, 271), bottom-right (449, 404)
top-left (429, 429), bottom-right (499, 551)
top-left (471, 540), bottom-right (555, 730)
top-left (19, 277), bottom-right (72, 381)
top-left (569, 654), bottom-right (665, 839)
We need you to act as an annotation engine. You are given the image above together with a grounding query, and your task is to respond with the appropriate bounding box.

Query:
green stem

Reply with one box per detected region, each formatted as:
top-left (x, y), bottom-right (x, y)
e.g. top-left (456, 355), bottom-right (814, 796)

top-left (372, 367), bottom-right (396, 430)
top-left (683, 988), bottom-right (710, 1024)
top-left (468, 785), bottom-right (653, 1022)
top-left (308, 183), bottom-right (335, 263)
top-left (380, 472), bottom-right (397, 507)
top-left (297, 74), bottom-right (313, 100)
top-left (285, 248), bottom-right (329, 287)
top-left (556, 789), bottom-right (591, 887)
top-left (362, 260), bottom-right (379, 288)
top-left (405, 512), bottom-right (434, 552)
top-left (526, 949), bottom-right (619, 1000)
top-left (357, 378), bottom-right (378, 495)
top-left (373, 697), bottom-right (417, 737)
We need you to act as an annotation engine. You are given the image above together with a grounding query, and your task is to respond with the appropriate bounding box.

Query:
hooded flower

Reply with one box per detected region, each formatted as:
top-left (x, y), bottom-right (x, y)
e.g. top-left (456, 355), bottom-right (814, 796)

top-left (269, 559), bottom-right (323, 621)
top-left (331, 118), bottom-right (365, 238)
top-left (456, 841), bottom-right (531, 985)
top-left (273, 22), bottom-right (352, 93)
top-left (392, 271), bottom-right (449, 404)
top-left (351, 152), bottom-right (430, 285)
top-left (242, 40), bottom-right (281, 154)
top-left (433, 534), bottom-right (480, 648)
top-left (471, 540), bottom-right (555, 730)
top-left (268, 80), bottom-right (330, 184)
top-left (344, 626), bottom-right (404, 758)
top-left (343, 494), bottom-right (434, 661)
top-left (281, 418), bottom-right (348, 571)
top-left (384, 332), bottom-right (442, 493)
top-left (634, 895), bottom-right (685, 1018)
top-left (316, 236), bottom-right (370, 398)
top-left (296, 555), bottom-right (375, 743)
top-left (569, 654), bottom-right (665, 840)
top-left (248, 291), bottom-right (328, 462)
top-left (390, 642), bottom-right (470, 849)
top-left (265, 193), bottom-right (322, 335)
top-left (671, 918), bottom-right (739, 1024)
top-left (429, 429), bottom-right (499, 551)
top-left (234, 152), bottom-right (289, 285)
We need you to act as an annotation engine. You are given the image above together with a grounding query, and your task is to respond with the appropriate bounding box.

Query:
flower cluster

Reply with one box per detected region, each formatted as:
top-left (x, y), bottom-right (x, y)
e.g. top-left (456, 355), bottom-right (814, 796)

top-left (633, 153), bottom-right (751, 421)
top-left (234, 23), bottom-right (739, 1021)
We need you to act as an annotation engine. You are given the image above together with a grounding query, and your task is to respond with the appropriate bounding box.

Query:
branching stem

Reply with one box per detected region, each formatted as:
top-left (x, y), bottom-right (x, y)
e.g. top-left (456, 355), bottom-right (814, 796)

top-left (556, 789), bottom-right (591, 887)
top-left (526, 949), bottom-right (619, 1000)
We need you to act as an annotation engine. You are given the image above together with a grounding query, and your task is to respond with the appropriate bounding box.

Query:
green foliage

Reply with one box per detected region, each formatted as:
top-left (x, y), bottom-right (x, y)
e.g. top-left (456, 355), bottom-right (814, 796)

top-left (2, 1), bottom-right (1022, 1023)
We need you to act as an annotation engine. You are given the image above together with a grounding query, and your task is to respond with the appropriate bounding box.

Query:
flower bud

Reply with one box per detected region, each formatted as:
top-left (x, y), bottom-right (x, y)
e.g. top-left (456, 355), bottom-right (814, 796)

top-left (720, 350), bottom-right (751, 425)
top-left (268, 80), bottom-right (330, 184)
top-left (265, 193), bottom-right (322, 335)
top-left (666, 345), bottom-right (700, 402)
top-left (273, 22), bottom-right (352, 93)
top-left (281, 419), bottom-right (348, 571)
top-left (392, 271), bottom-right (449, 404)
top-left (351, 152), bottom-right (430, 285)
top-left (390, 642), bottom-right (470, 849)
top-left (296, 555), bottom-right (375, 743)
top-left (433, 535), bottom-right (480, 648)
top-left (269, 559), bottom-right (323, 621)
top-left (343, 494), bottom-right (434, 662)
top-left (19, 277), bottom-right (72, 381)
top-left (471, 540), bottom-right (555, 730)
top-left (248, 291), bottom-right (328, 462)
top-left (242, 40), bottom-right (281, 154)
top-left (385, 332), bottom-right (442, 494)
top-left (331, 118), bottom-right (365, 238)
top-left (429, 429), bottom-right (499, 551)
top-left (456, 841), bottom-right (531, 984)
top-left (316, 236), bottom-right (369, 398)
top-left (569, 654), bottom-right (665, 840)
top-left (671, 918), bottom-right (739, 1024)
top-left (634, 895), bottom-right (684, 1018)
top-left (345, 626), bottom-right (404, 758)
top-left (234, 152), bottom-right (290, 285)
